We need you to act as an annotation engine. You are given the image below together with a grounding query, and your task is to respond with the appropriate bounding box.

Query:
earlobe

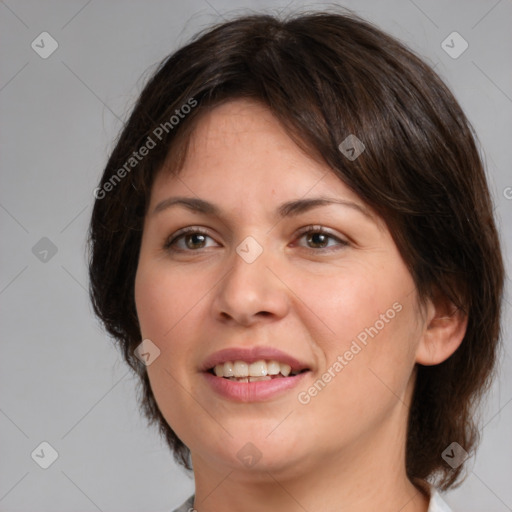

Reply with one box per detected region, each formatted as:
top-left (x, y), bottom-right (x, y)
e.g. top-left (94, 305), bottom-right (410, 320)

top-left (415, 293), bottom-right (468, 366)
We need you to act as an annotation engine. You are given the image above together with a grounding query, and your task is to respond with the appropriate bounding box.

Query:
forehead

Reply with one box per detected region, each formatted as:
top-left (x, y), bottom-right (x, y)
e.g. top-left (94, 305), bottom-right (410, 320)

top-left (151, 98), bottom-right (369, 212)
top-left (182, 99), bottom-right (322, 177)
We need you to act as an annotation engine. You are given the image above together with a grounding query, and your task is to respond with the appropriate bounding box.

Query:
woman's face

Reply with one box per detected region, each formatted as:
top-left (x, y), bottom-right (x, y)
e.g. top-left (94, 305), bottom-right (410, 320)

top-left (135, 99), bottom-right (428, 477)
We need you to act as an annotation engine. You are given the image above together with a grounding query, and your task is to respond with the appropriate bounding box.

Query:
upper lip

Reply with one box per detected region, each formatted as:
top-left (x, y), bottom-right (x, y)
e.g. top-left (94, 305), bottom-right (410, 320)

top-left (200, 346), bottom-right (311, 373)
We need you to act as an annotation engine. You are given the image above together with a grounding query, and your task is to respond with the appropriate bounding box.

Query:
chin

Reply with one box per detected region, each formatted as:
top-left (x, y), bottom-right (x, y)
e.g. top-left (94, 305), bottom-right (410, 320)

top-left (195, 431), bottom-right (312, 477)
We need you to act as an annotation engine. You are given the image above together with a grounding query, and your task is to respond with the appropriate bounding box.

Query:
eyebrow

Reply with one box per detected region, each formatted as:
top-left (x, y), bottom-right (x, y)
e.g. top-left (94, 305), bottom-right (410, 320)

top-left (152, 196), bottom-right (373, 220)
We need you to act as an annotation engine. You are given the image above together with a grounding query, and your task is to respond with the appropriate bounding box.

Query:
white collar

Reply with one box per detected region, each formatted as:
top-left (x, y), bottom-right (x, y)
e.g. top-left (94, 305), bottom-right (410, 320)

top-left (420, 481), bottom-right (453, 512)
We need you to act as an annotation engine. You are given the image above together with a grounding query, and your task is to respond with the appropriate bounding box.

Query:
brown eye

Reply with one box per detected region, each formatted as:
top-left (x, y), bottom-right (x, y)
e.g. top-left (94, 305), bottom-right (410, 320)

top-left (295, 226), bottom-right (348, 251)
top-left (164, 228), bottom-right (217, 252)
top-left (183, 233), bottom-right (208, 249)
top-left (306, 232), bottom-right (330, 248)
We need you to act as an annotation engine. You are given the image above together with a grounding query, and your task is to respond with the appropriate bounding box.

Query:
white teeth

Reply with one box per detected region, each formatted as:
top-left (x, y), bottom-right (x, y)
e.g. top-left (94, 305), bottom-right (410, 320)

top-left (249, 376), bottom-right (271, 382)
top-left (280, 363), bottom-right (291, 377)
top-left (266, 360), bottom-right (280, 375)
top-left (212, 359), bottom-right (301, 379)
top-left (233, 361), bottom-right (249, 377)
top-left (223, 361), bottom-right (234, 377)
top-left (249, 360), bottom-right (267, 377)
top-left (227, 376), bottom-right (272, 382)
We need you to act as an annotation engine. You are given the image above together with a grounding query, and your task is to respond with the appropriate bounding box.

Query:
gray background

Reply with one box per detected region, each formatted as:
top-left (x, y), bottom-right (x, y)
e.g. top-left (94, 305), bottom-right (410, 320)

top-left (0, 0), bottom-right (511, 511)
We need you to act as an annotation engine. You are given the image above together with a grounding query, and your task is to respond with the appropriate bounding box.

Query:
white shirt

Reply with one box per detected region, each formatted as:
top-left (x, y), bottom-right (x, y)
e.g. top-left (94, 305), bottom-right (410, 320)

top-left (170, 485), bottom-right (453, 511)
top-left (428, 486), bottom-right (453, 512)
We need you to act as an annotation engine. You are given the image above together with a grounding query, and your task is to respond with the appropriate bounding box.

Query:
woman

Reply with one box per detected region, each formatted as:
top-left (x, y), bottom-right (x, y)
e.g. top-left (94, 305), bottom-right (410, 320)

top-left (88, 10), bottom-right (504, 512)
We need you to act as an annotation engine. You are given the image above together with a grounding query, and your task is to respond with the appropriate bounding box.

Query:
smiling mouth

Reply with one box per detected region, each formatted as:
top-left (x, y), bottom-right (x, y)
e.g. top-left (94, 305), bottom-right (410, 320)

top-left (208, 359), bottom-right (310, 382)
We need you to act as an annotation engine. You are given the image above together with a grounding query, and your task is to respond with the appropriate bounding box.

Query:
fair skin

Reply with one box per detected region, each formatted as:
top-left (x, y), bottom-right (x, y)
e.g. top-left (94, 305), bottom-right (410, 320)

top-left (135, 99), bottom-right (467, 512)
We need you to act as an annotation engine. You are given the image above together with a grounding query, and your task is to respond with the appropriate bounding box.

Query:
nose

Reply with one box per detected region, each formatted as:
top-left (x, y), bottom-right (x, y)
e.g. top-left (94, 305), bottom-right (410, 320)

top-left (211, 243), bottom-right (290, 327)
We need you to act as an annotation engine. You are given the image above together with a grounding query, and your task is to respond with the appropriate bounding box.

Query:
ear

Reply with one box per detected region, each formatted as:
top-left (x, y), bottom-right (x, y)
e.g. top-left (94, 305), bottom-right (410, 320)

top-left (415, 289), bottom-right (468, 366)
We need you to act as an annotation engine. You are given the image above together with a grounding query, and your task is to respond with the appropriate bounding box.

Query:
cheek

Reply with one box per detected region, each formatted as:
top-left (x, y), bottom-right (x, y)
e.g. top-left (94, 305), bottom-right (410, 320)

top-left (135, 262), bottom-right (203, 341)
top-left (134, 264), bottom-right (206, 444)
top-left (285, 258), bottom-right (412, 352)
top-left (134, 260), bottom-right (216, 393)
top-left (289, 258), bottom-right (420, 400)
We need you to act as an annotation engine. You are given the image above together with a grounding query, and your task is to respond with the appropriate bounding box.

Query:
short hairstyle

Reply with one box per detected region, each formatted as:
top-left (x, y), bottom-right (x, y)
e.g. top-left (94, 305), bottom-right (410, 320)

top-left (87, 9), bottom-right (505, 490)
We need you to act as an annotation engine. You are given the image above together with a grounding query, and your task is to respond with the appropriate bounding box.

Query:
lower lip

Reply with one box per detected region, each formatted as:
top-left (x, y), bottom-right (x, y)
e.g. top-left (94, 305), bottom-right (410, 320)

top-left (202, 371), bottom-right (310, 402)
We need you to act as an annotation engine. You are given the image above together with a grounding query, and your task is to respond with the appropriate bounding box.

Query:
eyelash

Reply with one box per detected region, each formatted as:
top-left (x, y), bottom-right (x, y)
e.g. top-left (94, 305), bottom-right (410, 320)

top-left (163, 225), bottom-right (348, 253)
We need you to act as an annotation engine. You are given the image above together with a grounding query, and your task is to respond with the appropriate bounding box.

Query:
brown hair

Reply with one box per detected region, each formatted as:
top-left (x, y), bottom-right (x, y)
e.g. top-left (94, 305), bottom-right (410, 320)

top-left (87, 9), bottom-right (505, 490)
